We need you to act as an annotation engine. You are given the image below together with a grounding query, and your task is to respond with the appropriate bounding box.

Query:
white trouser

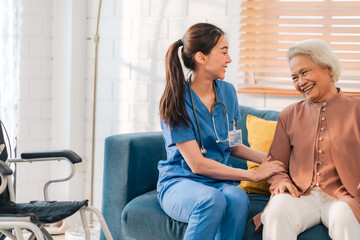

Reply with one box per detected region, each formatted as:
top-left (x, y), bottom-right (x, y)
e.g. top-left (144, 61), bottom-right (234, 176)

top-left (261, 189), bottom-right (360, 240)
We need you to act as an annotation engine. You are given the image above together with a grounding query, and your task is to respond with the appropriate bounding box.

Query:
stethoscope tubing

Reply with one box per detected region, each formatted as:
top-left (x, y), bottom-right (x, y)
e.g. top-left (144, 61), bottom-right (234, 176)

top-left (188, 79), bottom-right (230, 154)
top-left (189, 79), bottom-right (207, 154)
top-left (212, 109), bottom-right (230, 143)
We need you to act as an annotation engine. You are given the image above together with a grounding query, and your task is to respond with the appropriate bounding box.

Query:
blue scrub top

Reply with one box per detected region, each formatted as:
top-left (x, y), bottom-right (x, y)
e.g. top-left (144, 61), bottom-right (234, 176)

top-left (157, 79), bottom-right (241, 198)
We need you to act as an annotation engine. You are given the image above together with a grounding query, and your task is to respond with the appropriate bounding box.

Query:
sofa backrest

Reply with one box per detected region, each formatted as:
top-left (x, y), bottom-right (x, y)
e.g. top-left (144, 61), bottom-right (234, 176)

top-left (103, 132), bottom-right (165, 204)
top-left (102, 132), bottom-right (166, 239)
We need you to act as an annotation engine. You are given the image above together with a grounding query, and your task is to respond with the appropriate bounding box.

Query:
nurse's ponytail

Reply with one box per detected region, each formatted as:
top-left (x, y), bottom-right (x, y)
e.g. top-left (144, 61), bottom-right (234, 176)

top-left (159, 40), bottom-right (188, 128)
top-left (159, 23), bottom-right (224, 128)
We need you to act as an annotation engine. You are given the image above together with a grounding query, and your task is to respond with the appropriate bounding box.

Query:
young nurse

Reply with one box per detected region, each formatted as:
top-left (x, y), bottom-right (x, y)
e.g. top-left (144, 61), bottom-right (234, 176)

top-left (157, 23), bottom-right (284, 239)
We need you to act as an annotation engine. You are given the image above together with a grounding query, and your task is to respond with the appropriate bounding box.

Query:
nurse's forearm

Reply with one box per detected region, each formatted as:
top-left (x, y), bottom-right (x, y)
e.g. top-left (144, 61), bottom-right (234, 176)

top-left (192, 157), bottom-right (256, 181)
top-left (177, 140), bottom-right (256, 181)
top-left (231, 145), bottom-right (266, 164)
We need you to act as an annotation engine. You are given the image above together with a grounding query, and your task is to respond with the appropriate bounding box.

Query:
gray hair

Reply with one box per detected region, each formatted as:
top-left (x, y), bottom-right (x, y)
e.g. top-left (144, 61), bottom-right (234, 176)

top-left (287, 39), bottom-right (342, 82)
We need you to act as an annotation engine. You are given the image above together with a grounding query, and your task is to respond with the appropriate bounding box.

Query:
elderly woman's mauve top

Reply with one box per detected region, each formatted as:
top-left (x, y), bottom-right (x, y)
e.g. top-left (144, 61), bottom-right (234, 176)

top-left (254, 89), bottom-right (360, 230)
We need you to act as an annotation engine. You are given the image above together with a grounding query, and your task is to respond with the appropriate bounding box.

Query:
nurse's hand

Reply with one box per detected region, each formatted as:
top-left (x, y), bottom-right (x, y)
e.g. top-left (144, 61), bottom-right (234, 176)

top-left (272, 182), bottom-right (299, 198)
top-left (251, 158), bottom-right (285, 182)
top-left (357, 183), bottom-right (360, 191)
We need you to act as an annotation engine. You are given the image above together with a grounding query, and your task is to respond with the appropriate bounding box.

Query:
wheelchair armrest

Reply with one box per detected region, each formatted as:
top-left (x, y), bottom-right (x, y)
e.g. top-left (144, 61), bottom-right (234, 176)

top-left (21, 150), bottom-right (82, 164)
top-left (10, 150), bottom-right (82, 201)
top-left (0, 161), bottom-right (12, 176)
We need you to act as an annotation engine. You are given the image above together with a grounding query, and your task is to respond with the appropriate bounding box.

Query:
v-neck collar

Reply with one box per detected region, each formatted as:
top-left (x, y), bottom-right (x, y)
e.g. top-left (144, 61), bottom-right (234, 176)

top-left (187, 80), bottom-right (220, 116)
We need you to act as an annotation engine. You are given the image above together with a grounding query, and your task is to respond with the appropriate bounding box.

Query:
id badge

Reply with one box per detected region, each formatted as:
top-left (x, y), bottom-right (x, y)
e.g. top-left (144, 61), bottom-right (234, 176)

top-left (229, 129), bottom-right (242, 147)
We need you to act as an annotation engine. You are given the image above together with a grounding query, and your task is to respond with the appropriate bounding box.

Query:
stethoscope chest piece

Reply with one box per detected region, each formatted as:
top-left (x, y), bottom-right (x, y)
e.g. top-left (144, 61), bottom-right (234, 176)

top-left (200, 147), bottom-right (207, 155)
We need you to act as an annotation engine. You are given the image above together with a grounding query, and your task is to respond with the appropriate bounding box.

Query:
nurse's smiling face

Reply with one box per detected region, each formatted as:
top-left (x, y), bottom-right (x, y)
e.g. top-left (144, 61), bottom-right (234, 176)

top-left (203, 36), bottom-right (232, 80)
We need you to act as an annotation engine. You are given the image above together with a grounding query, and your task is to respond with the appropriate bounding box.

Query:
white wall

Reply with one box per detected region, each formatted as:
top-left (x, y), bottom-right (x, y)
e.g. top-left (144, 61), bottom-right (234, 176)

top-left (17, 0), bottom-right (301, 210)
top-left (17, 0), bottom-right (54, 202)
top-left (17, 0), bottom-right (88, 203)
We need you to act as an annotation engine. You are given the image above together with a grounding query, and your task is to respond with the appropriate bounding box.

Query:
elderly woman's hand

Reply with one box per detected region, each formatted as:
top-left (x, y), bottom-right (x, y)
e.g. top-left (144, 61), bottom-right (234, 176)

top-left (272, 182), bottom-right (300, 198)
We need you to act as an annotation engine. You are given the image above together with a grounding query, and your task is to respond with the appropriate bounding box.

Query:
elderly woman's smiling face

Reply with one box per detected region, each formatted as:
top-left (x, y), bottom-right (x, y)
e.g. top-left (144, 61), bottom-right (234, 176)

top-left (290, 55), bottom-right (338, 103)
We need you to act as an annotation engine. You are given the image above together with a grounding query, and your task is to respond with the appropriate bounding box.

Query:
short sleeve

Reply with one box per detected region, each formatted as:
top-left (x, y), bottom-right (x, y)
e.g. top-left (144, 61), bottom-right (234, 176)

top-left (161, 120), bottom-right (196, 148)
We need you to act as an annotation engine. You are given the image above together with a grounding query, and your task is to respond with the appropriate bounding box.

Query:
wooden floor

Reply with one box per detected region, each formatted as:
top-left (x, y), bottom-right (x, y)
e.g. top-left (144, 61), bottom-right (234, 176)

top-left (4, 226), bottom-right (100, 239)
top-left (53, 235), bottom-right (66, 240)
top-left (5, 234), bottom-right (65, 240)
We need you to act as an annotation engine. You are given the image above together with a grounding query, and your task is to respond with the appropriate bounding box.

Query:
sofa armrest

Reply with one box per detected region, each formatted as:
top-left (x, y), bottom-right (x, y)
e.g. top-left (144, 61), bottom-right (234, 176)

top-left (101, 132), bottom-right (166, 240)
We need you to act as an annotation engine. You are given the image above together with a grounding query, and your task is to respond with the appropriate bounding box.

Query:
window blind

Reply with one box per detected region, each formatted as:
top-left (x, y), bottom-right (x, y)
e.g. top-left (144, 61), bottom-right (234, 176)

top-left (238, 0), bottom-right (360, 96)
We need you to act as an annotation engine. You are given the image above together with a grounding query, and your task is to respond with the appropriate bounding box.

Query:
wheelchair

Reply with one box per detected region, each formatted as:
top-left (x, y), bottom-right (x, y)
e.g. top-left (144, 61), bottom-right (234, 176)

top-left (0, 122), bottom-right (113, 240)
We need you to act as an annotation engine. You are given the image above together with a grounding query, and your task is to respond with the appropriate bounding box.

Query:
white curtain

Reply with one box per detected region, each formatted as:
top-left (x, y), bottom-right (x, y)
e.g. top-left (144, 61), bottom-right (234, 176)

top-left (0, 0), bottom-right (21, 156)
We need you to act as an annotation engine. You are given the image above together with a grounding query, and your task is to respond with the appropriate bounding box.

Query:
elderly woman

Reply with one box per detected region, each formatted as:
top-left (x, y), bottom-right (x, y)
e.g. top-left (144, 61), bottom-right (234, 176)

top-left (257, 39), bottom-right (360, 240)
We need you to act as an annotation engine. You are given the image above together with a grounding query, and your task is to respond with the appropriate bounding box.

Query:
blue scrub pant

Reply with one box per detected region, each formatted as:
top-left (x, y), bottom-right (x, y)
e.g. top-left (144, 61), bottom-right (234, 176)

top-left (159, 179), bottom-right (249, 240)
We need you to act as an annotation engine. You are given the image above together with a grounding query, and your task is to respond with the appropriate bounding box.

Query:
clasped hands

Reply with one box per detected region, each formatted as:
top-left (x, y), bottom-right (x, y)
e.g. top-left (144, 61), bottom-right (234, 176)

top-left (251, 156), bottom-right (285, 182)
top-left (258, 156), bottom-right (360, 197)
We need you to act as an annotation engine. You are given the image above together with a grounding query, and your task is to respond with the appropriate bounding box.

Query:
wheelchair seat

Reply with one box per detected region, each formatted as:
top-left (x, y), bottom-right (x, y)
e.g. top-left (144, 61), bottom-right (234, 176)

top-left (0, 200), bottom-right (88, 224)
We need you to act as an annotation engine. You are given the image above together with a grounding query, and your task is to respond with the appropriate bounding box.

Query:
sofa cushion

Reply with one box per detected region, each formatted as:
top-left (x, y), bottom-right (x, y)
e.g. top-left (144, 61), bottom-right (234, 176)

top-left (238, 105), bottom-right (280, 148)
top-left (245, 220), bottom-right (331, 240)
top-left (239, 115), bottom-right (277, 195)
top-left (247, 193), bottom-right (270, 220)
top-left (122, 190), bottom-right (186, 240)
top-left (245, 218), bottom-right (331, 240)
top-left (122, 191), bottom-right (272, 240)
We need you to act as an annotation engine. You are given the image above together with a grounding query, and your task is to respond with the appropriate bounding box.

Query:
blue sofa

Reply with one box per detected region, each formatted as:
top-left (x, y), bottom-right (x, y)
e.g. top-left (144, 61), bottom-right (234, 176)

top-left (101, 105), bottom-right (330, 240)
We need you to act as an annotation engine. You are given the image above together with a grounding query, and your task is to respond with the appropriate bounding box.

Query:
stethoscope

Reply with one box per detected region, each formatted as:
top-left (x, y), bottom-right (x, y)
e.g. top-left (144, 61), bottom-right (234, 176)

top-left (188, 79), bottom-right (230, 155)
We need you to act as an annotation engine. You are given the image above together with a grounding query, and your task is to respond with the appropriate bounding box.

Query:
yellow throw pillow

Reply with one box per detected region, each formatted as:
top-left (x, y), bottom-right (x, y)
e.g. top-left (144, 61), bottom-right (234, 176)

top-left (238, 115), bottom-right (277, 195)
